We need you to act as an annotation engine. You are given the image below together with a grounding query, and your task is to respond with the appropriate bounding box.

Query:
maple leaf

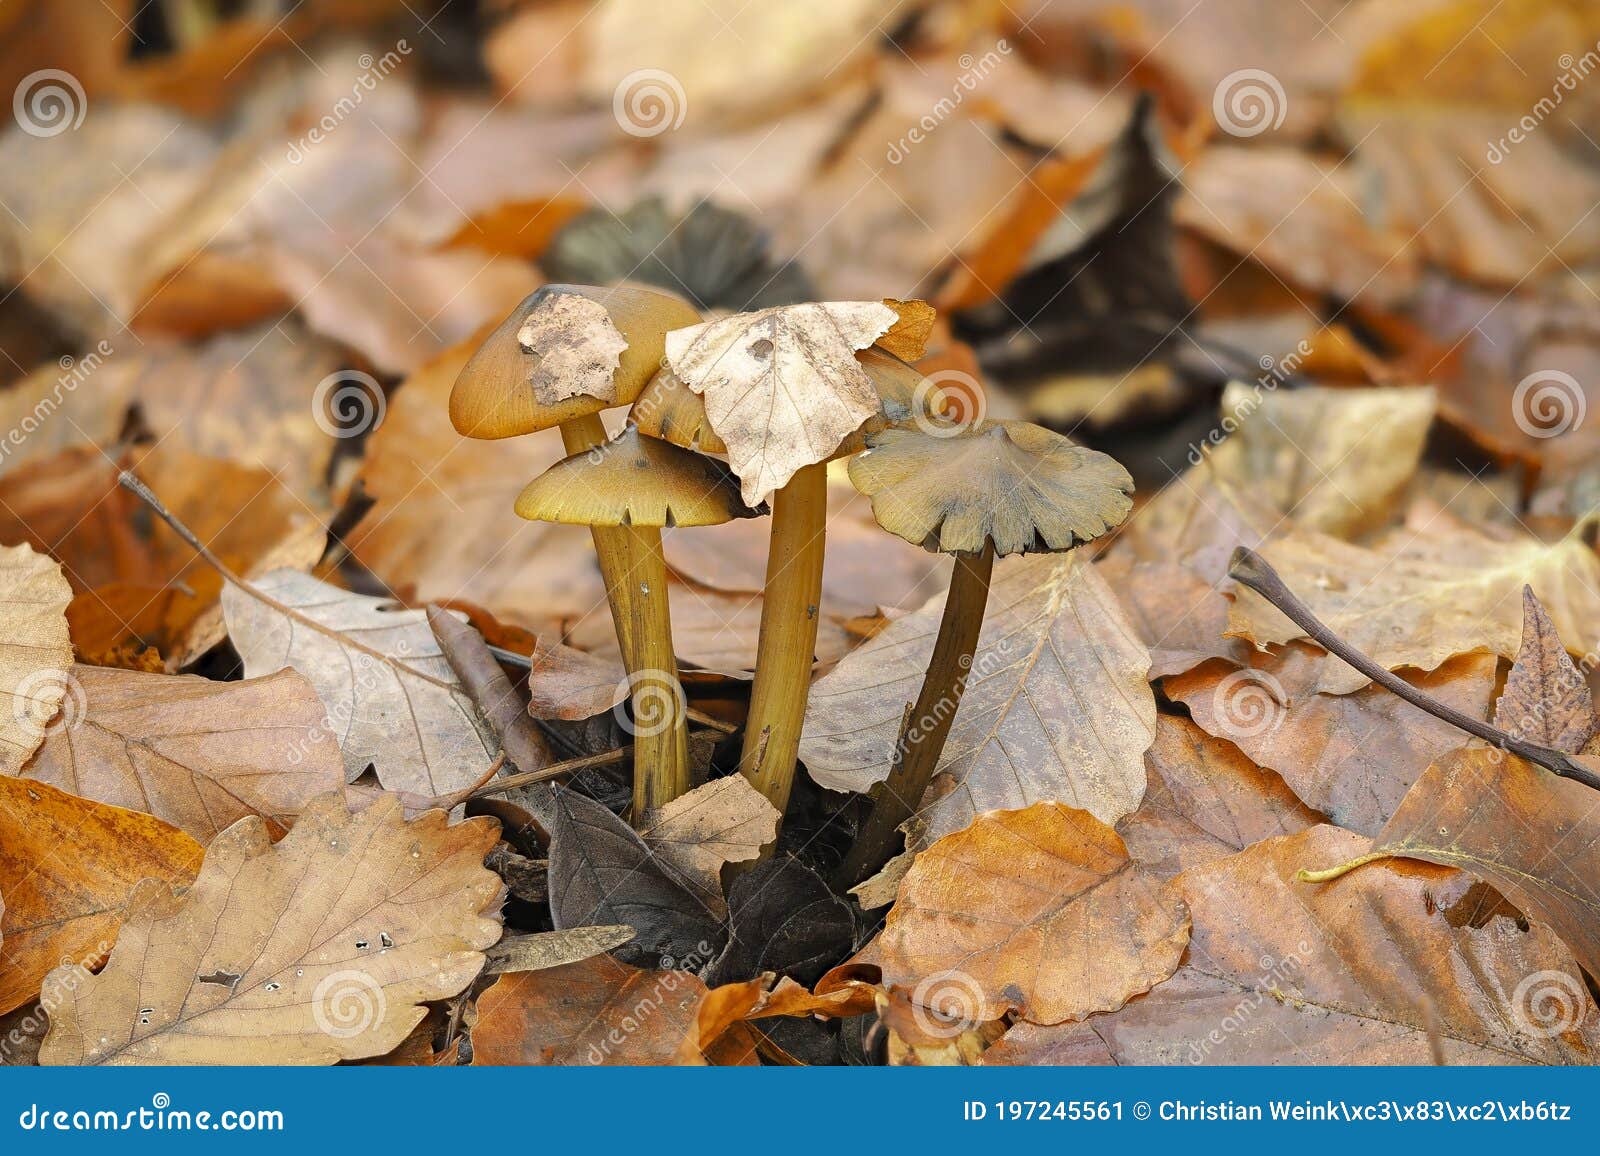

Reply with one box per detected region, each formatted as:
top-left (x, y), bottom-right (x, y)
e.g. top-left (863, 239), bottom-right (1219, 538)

top-left (39, 793), bottom-right (502, 1065)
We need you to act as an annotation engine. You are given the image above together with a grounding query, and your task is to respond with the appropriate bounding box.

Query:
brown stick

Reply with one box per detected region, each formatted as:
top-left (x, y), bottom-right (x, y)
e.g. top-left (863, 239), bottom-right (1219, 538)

top-left (1228, 546), bottom-right (1600, 793)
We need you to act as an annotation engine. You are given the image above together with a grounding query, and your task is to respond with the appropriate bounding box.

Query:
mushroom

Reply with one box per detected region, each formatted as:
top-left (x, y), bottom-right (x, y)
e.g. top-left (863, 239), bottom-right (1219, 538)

top-left (515, 423), bottom-right (758, 814)
top-left (449, 283), bottom-right (701, 666)
top-left (834, 418), bottom-right (1135, 886)
top-left (642, 319), bottom-right (939, 820)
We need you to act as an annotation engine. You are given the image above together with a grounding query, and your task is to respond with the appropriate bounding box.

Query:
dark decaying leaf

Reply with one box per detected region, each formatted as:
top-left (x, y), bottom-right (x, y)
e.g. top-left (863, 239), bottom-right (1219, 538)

top-left (705, 856), bottom-right (855, 989)
top-left (542, 786), bottom-right (725, 967)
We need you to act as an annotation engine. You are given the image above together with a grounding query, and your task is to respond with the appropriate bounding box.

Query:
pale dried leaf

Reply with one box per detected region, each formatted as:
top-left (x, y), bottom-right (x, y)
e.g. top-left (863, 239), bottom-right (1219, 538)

top-left (222, 571), bottom-right (499, 797)
top-left (516, 290), bottom-right (627, 405)
top-left (39, 793), bottom-right (503, 1065)
top-left (664, 301), bottom-right (896, 505)
top-left (0, 542), bottom-right (71, 776)
top-left (486, 926), bottom-right (636, 975)
top-left (18, 666), bottom-right (345, 843)
top-left (639, 776), bottom-right (780, 915)
top-left (800, 552), bottom-right (1155, 849)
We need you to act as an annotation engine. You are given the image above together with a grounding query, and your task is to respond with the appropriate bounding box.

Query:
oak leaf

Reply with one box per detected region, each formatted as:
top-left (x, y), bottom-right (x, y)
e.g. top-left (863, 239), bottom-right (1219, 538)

top-left (663, 300), bottom-right (896, 505)
top-left (39, 793), bottom-right (503, 1065)
top-left (18, 665), bottom-right (345, 843)
top-left (0, 542), bottom-right (72, 776)
top-left (876, 803), bottom-right (1190, 1025)
top-left (800, 552), bottom-right (1156, 849)
top-left (222, 570), bottom-right (500, 798)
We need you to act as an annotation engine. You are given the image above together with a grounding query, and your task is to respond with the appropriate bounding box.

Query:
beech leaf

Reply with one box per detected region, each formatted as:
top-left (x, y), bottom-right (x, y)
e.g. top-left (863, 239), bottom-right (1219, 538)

top-left (800, 552), bottom-right (1156, 849)
top-left (222, 570), bottom-right (500, 797)
top-left (18, 665), bottom-right (345, 842)
top-left (664, 300), bottom-right (897, 505)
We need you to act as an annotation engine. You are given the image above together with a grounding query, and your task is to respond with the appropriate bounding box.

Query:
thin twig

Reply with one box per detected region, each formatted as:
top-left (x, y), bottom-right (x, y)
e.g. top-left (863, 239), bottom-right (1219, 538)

top-left (1228, 547), bottom-right (1600, 793)
top-left (118, 470), bottom-right (458, 692)
top-left (466, 747), bottom-right (629, 799)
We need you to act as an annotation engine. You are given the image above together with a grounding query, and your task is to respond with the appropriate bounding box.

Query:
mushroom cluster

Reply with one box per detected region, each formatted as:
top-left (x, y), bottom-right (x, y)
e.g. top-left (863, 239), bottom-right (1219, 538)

top-left (449, 289), bottom-right (1134, 863)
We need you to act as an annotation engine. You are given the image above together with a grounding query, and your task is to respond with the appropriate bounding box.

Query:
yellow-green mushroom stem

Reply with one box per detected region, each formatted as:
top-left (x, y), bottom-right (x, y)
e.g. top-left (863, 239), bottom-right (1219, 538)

top-left (738, 461), bottom-right (828, 816)
top-left (836, 541), bottom-right (994, 888)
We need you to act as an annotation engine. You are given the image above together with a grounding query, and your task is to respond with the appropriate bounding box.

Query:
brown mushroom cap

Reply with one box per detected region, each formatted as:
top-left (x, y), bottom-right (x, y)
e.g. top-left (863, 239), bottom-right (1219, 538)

top-left (848, 419), bottom-right (1134, 556)
top-left (514, 424), bottom-right (761, 528)
top-left (628, 343), bottom-right (935, 459)
top-left (450, 284), bottom-right (702, 439)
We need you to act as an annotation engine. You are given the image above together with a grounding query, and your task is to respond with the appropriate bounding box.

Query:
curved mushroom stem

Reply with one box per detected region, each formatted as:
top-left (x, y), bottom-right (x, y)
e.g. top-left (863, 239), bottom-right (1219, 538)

top-left (836, 541), bottom-right (995, 890)
top-left (560, 413), bottom-right (636, 666)
top-left (739, 461), bottom-right (828, 818)
top-left (623, 524), bottom-right (691, 815)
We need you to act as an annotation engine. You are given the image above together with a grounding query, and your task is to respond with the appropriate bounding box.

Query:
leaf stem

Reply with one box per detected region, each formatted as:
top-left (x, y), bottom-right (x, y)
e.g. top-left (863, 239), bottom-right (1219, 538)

top-left (1228, 546), bottom-right (1600, 793)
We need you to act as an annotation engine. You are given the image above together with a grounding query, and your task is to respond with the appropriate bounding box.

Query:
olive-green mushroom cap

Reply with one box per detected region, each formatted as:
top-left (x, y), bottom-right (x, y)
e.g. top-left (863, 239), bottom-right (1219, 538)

top-left (450, 283), bottom-right (702, 440)
top-left (848, 420), bottom-right (1134, 556)
top-left (514, 425), bottom-right (762, 528)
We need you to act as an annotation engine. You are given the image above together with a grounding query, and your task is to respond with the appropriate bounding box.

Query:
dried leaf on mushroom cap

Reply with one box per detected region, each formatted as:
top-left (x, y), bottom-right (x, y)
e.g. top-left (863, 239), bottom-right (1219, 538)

top-left (663, 300), bottom-right (898, 506)
top-left (450, 283), bottom-right (701, 440)
top-left (849, 420), bottom-right (1134, 556)
top-left (514, 424), bottom-right (760, 528)
top-left (631, 343), bottom-right (931, 459)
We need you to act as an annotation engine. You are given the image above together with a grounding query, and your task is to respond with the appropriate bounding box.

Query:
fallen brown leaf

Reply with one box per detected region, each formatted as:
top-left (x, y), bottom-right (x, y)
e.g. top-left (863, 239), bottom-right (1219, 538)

top-left (801, 552), bottom-right (1156, 849)
top-left (17, 666), bottom-right (345, 843)
top-left (39, 793), bottom-right (502, 1064)
top-left (0, 543), bottom-right (72, 776)
top-left (876, 802), bottom-right (1190, 1025)
top-left (0, 777), bottom-right (202, 1015)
